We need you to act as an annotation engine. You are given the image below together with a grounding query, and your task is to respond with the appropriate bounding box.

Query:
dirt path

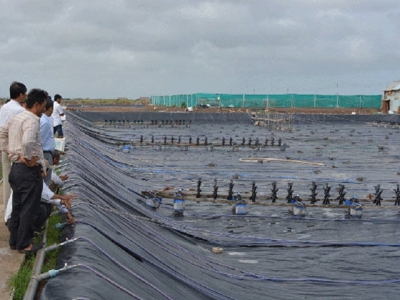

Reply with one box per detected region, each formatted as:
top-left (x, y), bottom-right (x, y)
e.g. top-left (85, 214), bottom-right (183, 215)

top-left (0, 181), bottom-right (25, 299)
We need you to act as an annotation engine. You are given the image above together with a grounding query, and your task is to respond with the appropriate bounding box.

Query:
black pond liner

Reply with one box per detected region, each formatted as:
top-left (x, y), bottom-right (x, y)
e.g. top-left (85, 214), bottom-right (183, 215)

top-left (40, 112), bottom-right (400, 300)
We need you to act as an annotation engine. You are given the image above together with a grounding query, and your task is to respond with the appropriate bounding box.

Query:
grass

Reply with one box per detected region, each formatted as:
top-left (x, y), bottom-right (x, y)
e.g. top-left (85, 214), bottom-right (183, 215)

top-left (8, 255), bottom-right (35, 300)
top-left (41, 214), bottom-right (62, 273)
top-left (8, 213), bottom-right (63, 300)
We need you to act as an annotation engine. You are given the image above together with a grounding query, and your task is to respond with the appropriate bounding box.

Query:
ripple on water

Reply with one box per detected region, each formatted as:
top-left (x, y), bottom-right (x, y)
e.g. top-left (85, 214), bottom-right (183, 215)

top-left (322, 208), bottom-right (343, 218)
top-left (238, 260), bottom-right (258, 264)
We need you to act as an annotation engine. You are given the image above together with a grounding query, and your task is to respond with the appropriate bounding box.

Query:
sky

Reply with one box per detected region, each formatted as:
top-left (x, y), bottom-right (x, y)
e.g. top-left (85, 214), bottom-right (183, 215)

top-left (0, 0), bottom-right (399, 99)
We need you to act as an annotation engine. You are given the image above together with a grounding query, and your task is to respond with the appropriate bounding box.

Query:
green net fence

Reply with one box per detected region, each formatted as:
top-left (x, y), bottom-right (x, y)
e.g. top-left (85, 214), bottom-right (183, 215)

top-left (151, 93), bottom-right (382, 109)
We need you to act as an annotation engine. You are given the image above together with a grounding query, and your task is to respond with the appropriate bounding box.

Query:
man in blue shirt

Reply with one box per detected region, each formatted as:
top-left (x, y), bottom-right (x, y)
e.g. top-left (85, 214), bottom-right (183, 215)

top-left (40, 97), bottom-right (55, 185)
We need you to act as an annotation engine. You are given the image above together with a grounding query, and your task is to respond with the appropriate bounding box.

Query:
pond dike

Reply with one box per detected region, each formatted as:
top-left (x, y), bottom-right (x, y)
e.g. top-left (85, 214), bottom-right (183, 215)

top-left (71, 111), bottom-right (400, 125)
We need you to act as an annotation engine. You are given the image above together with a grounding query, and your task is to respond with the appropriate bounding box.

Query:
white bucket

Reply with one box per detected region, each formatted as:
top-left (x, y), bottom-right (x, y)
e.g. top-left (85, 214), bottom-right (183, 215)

top-left (235, 203), bottom-right (247, 215)
top-left (55, 137), bottom-right (66, 152)
top-left (174, 199), bottom-right (185, 213)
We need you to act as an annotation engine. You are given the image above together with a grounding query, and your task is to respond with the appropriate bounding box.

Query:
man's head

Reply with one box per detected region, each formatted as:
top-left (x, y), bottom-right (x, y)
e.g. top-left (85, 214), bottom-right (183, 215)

top-left (9, 81), bottom-right (27, 104)
top-left (26, 89), bottom-right (48, 117)
top-left (54, 94), bottom-right (62, 103)
top-left (52, 149), bottom-right (61, 165)
top-left (44, 96), bottom-right (54, 116)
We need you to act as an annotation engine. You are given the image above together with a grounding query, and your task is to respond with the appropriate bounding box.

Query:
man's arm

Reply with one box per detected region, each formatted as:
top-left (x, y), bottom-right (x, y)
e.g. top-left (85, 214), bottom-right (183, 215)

top-left (43, 189), bottom-right (76, 209)
top-left (66, 211), bottom-right (75, 224)
top-left (41, 181), bottom-right (54, 202)
top-left (51, 194), bottom-right (76, 209)
top-left (57, 105), bottom-right (65, 117)
top-left (0, 123), bottom-right (9, 151)
top-left (21, 118), bottom-right (42, 166)
top-left (51, 171), bottom-right (66, 186)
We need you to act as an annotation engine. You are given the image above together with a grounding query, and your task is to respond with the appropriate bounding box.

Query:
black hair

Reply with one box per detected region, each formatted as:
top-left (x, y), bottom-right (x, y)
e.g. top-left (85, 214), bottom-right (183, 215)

top-left (25, 88), bottom-right (48, 109)
top-left (52, 149), bottom-right (61, 160)
top-left (45, 97), bottom-right (54, 111)
top-left (54, 94), bottom-right (62, 101)
top-left (9, 81), bottom-right (27, 99)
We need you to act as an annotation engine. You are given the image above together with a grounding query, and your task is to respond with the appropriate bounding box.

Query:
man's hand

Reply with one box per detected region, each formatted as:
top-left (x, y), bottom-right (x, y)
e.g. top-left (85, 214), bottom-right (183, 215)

top-left (63, 199), bottom-right (71, 209)
top-left (66, 212), bottom-right (75, 224)
top-left (59, 174), bottom-right (68, 181)
top-left (62, 194), bottom-right (76, 201)
top-left (19, 156), bottom-right (40, 167)
top-left (61, 198), bottom-right (71, 209)
top-left (60, 194), bottom-right (76, 209)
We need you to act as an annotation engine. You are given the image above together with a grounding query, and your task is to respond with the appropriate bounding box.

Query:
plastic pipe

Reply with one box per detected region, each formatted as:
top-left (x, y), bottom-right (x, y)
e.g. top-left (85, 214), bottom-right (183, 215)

top-left (23, 220), bottom-right (48, 300)
top-left (24, 233), bottom-right (79, 300)
top-left (34, 264), bottom-right (80, 282)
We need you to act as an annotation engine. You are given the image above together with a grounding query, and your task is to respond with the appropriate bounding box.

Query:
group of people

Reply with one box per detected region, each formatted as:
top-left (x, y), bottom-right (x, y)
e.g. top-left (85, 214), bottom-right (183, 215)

top-left (0, 81), bottom-right (74, 254)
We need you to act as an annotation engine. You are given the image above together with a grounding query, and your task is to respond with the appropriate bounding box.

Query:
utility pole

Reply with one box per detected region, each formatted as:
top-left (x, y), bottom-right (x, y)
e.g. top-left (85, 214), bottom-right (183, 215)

top-left (336, 83), bottom-right (339, 108)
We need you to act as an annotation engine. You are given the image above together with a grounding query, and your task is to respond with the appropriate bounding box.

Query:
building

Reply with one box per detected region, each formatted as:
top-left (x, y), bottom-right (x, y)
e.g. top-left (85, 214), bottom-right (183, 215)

top-left (382, 81), bottom-right (400, 113)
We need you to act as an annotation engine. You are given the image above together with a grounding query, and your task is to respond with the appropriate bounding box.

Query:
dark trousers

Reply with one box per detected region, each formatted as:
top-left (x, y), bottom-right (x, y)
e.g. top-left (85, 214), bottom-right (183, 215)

top-left (8, 163), bottom-right (43, 250)
top-left (35, 203), bottom-right (52, 232)
top-left (53, 125), bottom-right (63, 137)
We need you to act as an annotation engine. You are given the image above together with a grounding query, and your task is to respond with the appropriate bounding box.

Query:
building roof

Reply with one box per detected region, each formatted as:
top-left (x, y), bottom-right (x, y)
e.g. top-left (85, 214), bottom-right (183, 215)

top-left (384, 81), bottom-right (400, 91)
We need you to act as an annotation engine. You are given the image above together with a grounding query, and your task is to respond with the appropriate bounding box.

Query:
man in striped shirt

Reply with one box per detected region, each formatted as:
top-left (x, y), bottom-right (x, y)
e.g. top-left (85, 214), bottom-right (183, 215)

top-left (0, 88), bottom-right (48, 253)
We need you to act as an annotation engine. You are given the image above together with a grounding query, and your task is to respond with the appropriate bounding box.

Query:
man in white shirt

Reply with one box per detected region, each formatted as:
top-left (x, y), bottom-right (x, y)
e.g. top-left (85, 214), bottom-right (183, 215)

top-left (0, 81), bottom-right (27, 207)
top-left (49, 149), bottom-right (68, 192)
top-left (35, 159), bottom-right (75, 229)
top-left (51, 94), bottom-right (64, 138)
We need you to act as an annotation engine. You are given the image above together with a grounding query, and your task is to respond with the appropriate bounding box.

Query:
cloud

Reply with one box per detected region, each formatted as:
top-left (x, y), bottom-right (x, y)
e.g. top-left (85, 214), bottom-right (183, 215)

top-left (0, 0), bottom-right (399, 98)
